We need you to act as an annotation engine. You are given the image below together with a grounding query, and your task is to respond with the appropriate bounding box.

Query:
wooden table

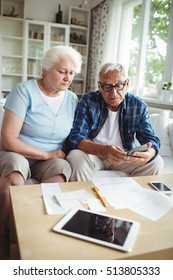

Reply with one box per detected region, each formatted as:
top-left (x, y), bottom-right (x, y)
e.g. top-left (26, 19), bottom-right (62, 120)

top-left (9, 174), bottom-right (173, 260)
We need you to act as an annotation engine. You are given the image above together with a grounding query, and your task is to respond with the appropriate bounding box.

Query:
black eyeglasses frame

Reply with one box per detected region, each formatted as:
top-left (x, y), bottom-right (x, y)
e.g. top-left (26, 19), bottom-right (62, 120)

top-left (98, 80), bottom-right (127, 92)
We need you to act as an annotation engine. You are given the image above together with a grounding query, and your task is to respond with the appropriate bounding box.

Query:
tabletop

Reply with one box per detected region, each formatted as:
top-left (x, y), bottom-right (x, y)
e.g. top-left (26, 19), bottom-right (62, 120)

top-left (10, 174), bottom-right (173, 260)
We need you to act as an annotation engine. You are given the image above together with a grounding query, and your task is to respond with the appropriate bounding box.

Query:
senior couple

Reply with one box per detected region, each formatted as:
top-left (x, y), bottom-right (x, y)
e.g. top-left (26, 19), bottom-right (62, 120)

top-left (0, 45), bottom-right (163, 259)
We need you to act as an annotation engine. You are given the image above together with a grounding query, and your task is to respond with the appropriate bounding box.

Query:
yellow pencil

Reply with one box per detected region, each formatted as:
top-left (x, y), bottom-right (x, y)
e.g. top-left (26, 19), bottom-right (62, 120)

top-left (92, 186), bottom-right (107, 207)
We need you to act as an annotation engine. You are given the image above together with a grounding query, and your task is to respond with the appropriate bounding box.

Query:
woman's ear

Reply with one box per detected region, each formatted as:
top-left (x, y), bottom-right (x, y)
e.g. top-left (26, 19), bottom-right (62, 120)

top-left (43, 69), bottom-right (47, 78)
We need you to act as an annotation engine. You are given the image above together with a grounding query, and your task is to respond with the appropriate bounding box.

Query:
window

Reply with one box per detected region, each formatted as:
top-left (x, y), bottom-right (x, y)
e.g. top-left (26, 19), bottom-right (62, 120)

top-left (128, 0), bottom-right (172, 100)
top-left (113, 0), bottom-right (173, 103)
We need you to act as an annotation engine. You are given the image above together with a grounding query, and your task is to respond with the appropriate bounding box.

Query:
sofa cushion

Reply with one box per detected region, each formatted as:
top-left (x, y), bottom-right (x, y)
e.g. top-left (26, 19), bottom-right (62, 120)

top-left (150, 110), bottom-right (173, 156)
top-left (161, 156), bottom-right (173, 174)
top-left (25, 178), bottom-right (39, 184)
top-left (93, 170), bottom-right (128, 179)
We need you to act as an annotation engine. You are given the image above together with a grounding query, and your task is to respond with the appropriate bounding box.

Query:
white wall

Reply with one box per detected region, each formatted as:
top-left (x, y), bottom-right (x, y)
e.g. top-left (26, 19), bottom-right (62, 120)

top-left (24, 0), bottom-right (102, 23)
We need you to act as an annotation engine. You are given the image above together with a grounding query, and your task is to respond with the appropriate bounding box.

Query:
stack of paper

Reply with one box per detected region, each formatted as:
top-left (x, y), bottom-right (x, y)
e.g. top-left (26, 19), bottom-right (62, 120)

top-left (92, 177), bottom-right (173, 221)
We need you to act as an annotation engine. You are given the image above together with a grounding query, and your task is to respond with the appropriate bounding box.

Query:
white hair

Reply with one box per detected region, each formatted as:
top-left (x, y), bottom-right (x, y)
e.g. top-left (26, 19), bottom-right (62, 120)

top-left (98, 62), bottom-right (128, 79)
top-left (41, 45), bottom-right (82, 74)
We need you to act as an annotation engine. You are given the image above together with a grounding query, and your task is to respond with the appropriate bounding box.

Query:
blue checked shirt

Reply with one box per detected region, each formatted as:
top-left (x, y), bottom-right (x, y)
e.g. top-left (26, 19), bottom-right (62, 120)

top-left (68, 91), bottom-right (160, 156)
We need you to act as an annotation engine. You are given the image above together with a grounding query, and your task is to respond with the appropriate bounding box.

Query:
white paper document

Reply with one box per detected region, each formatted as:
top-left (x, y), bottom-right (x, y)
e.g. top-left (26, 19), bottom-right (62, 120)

top-left (41, 183), bottom-right (99, 214)
top-left (92, 177), bottom-right (173, 221)
top-left (54, 192), bottom-right (82, 212)
top-left (41, 183), bottom-right (64, 215)
top-left (71, 189), bottom-right (95, 204)
top-left (87, 198), bottom-right (106, 212)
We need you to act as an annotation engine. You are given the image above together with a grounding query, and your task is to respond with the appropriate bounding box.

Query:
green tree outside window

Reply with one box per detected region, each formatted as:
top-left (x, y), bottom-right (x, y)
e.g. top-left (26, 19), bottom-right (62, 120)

top-left (129, 0), bottom-right (171, 90)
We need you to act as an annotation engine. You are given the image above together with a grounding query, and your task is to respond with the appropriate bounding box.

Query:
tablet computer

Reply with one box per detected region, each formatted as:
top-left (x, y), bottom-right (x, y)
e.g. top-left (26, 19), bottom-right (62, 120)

top-left (53, 209), bottom-right (140, 252)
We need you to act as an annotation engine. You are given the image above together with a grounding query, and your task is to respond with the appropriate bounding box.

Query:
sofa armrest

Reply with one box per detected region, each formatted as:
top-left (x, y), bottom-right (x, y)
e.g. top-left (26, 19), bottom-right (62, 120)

top-left (168, 119), bottom-right (173, 151)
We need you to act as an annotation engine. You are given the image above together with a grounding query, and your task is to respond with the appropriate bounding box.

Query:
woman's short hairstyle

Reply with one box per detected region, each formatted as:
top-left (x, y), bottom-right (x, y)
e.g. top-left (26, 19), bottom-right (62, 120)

top-left (41, 45), bottom-right (82, 74)
top-left (98, 62), bottom-right (128, 80)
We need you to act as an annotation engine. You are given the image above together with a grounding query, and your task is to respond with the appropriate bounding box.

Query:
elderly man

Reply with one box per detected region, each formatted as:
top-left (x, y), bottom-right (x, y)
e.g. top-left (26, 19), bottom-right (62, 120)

top-left (67, 62), bottom-right (163, 181)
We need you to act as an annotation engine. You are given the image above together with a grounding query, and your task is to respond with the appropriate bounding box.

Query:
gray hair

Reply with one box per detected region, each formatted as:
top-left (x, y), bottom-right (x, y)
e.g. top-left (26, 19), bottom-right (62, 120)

top-left (98, 62), bottom-right (128, 79)
top-left (41, 45), bottom-right (82, 74)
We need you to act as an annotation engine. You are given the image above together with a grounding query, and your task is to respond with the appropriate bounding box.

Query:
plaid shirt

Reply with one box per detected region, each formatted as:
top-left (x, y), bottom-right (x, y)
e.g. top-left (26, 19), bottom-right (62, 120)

top-left (68, 90), bottom-right (160, 156)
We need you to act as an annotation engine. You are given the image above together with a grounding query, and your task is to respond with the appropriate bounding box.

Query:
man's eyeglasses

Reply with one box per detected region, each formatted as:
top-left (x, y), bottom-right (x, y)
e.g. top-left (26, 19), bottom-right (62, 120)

top-left (98, 80), bottom-right (127, 92)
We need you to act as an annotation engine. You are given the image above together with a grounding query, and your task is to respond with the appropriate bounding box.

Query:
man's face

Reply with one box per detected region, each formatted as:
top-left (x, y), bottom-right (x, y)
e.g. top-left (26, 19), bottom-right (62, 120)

top-left (98, 70), bottom-right (129, 111)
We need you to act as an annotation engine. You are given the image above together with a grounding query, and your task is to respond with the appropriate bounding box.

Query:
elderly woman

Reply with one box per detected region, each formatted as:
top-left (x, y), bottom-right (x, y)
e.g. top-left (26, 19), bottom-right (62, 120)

top-left (0, 45), bottom-right (82, 259)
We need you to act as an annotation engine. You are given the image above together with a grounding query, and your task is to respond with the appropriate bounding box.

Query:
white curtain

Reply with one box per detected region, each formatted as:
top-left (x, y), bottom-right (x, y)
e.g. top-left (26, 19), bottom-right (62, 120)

top-left (102, 0), bottom-right (123, 64)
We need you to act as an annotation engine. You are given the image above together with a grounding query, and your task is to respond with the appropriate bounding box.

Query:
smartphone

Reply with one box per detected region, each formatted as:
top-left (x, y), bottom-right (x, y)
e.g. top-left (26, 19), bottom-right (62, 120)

top-left (149, 181), bottom-right (173, 194)
top-left (127, 144), bottom-right (147, 156)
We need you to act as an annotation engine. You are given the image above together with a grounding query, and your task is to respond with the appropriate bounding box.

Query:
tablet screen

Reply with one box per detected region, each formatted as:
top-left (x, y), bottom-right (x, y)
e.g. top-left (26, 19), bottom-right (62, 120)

top-left (53, 209), bottom-right (140, 252)
top-left (62, 210), bottom-right (131, 245)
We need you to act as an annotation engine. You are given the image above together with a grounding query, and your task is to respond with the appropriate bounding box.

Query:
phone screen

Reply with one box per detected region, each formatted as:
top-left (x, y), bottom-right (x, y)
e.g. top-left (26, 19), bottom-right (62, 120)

top-left (152, 182), bottom-right (172, 192)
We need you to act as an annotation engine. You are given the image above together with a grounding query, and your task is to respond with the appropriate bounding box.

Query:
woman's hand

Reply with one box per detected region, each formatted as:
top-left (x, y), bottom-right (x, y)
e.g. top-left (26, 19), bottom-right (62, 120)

top-left (47, 149), bottom-right (66, 159)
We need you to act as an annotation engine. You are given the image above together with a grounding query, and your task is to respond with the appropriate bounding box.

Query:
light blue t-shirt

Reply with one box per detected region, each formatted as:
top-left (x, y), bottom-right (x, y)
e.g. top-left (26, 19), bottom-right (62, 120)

top-left (4, 79), bottom-right (78, 159)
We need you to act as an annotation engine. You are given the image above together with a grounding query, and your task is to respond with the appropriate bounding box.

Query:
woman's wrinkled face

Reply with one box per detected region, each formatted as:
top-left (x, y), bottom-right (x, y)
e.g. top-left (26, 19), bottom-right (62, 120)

top-left (44, 58), bottom-right (76, 92)
top-left (98, 70), bottom-right (129, 111)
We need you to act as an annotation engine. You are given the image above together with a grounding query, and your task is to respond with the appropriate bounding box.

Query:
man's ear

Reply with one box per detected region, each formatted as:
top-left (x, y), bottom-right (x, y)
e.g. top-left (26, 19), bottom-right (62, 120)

top-left (126, 78), bottom-right (130, 89)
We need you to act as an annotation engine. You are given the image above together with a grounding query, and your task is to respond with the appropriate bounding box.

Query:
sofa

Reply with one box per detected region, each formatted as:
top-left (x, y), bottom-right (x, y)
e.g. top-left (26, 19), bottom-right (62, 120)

top-left (0, 98), bottom-right (172, 181)
top-left (149, 109), bottom-right (173, 175)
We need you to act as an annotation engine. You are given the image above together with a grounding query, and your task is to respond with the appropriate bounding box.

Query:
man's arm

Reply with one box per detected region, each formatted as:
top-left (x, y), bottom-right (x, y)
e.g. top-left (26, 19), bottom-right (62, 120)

top-left (78, 139), bottom-right (128, 165)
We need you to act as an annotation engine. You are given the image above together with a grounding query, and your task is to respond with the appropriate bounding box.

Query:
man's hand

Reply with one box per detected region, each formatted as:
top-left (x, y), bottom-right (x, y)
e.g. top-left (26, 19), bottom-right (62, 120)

top-left (103, 145), bottom-right (127, 165)
top-left (103, 142), bottom-right (155, 165)
top-left (126, 142), bottom-right (156, 164)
